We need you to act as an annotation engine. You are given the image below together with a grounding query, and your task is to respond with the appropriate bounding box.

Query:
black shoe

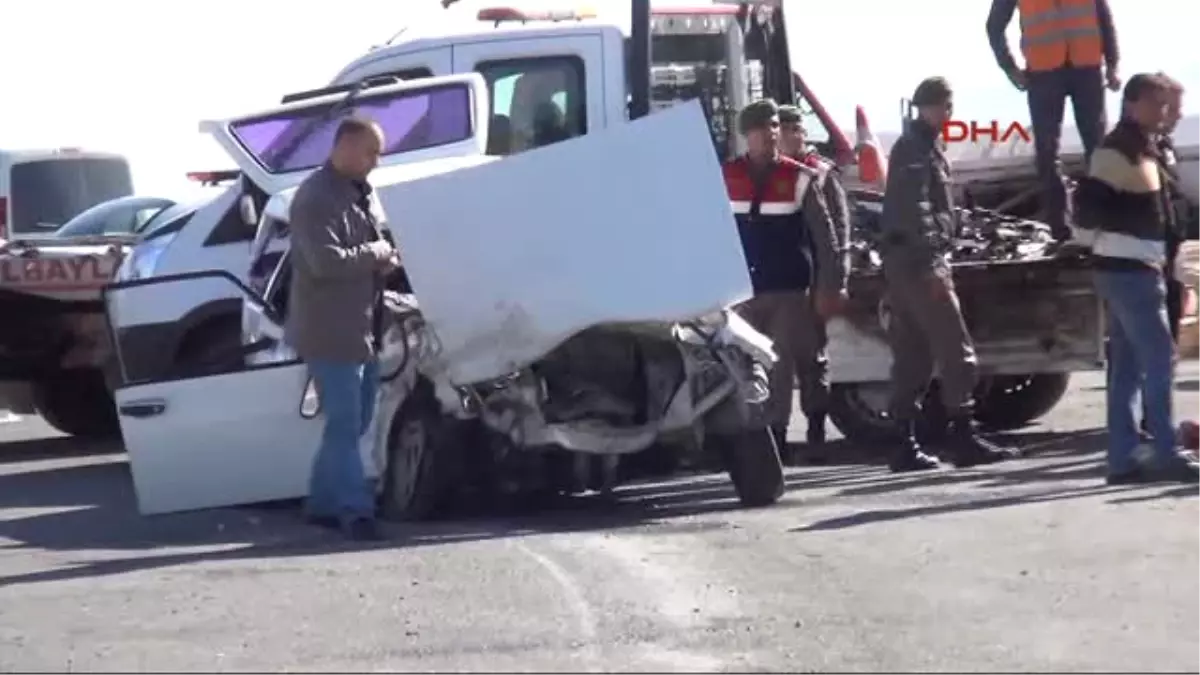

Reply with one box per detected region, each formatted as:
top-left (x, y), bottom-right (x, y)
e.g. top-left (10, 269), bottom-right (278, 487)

top-left (890, 450), bottom-right (941, 472)
top-left (889, 421), bottom-right (941, 473)
top-left (305, 514), bottom-right (341, 530)
top-left (1149, 453), bottom-right (1200, 484)
top-left (946, 415), bottom-right (1020, 468)
top-left (1106, 467), bottom-right (1147, 485)
top-left (343, 517), bottom-right (385, 542)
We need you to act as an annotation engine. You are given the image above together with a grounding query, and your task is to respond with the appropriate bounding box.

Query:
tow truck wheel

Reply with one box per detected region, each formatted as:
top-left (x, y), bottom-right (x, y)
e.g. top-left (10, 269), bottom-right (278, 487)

top-left (974, 373), bottom-right (1071, 431)
top-left (712, 427), bottom-right (785, 507)
top-left (827, 382), bottom-right (949, 447)
top-left (380, 379), bottom-right (460, 522)
top-left (31, 370), bottom-right (120, 440)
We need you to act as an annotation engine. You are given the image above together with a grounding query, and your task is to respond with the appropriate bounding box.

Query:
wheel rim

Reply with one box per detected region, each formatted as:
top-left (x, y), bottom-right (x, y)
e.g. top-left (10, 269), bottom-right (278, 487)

top-left (392, 419), bottom-right (426, 507)
top-left (986, 375), bottom-right (1036, 397)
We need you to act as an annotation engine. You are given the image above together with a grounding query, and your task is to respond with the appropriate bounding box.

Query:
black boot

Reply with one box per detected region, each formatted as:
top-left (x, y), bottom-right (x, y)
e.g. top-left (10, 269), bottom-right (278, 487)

top-left (801, 413), bottom-right (829, 465)
top-left (771, 424), bottom-right (790, 457)
top-left (945, 413), bottom-right (1020, 468)
top-left (889, 420), bottom-right (941, 473)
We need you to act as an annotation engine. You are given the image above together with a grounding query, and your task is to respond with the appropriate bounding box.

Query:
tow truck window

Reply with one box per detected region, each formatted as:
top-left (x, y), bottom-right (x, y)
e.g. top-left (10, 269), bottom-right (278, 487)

top-left (9, 158), bottom-right (134, 235)
top-left (230, 82), bottom-right (474, 174)
top-left (794, 97), bottom-right (831, 148)
top-left (477, 57), bottom-right (586, 156)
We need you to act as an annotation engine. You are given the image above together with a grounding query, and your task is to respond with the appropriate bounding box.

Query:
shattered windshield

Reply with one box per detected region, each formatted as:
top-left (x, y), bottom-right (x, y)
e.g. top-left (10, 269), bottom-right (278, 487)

top-left (230, 83), bottom-right (474, 174)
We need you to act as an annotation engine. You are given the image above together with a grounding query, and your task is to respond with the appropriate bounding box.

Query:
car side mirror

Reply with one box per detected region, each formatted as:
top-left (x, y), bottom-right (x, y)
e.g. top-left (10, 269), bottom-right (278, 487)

top-left (299, 378), bottom-right (321, 419)
top-left (239, 194), bottom-right (259, 229)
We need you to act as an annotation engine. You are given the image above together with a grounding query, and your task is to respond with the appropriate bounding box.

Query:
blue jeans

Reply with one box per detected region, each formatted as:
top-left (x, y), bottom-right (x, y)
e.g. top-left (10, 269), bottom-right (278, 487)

top-left (1094, 269), bottom-right (1176, 473)
top-left (305, 358), bottom-right (379, 522)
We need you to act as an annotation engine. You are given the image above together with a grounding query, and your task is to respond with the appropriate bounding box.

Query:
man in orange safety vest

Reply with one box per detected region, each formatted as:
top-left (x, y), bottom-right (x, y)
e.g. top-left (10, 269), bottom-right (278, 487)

top-left (986, 0), bottom-right (1122, 244)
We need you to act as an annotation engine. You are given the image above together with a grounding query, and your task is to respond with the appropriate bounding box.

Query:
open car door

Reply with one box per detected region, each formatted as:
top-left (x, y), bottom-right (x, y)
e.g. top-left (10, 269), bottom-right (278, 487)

top-left (103, 271), bottom-right (323, 515)
top-left (199, 72), bottom-right (490, 194)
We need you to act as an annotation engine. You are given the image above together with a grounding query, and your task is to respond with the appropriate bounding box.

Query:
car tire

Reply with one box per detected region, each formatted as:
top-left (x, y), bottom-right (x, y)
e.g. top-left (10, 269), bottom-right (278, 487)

top-left (31, 369), bottom-right (120, 440)
top-left (380, 379), bottom-right (460, 522)
top-left (712, 427), bottom-right (785, 507)
top-left (974, 373), bottom-right (1071, 431)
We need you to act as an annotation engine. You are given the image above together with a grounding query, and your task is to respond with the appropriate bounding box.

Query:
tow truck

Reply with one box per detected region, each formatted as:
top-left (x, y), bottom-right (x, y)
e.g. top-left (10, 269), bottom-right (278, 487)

top-left (0, 148), bottom-right (136, 438)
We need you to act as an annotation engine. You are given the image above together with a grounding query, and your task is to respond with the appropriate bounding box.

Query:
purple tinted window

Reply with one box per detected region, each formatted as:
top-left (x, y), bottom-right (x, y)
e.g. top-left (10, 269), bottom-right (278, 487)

top-left (230, 84), bottom-right (473, 174)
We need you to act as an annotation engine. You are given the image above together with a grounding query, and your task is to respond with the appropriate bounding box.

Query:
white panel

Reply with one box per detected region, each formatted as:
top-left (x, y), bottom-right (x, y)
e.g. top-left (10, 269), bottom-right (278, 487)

top-left (375, 101), bottom-right (751, 384)
top-left (116, 364), bottom-right (321, 515)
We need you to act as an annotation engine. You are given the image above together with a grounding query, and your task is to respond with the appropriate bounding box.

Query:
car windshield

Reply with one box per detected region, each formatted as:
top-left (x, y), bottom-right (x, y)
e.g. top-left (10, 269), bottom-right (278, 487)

top-left (55, 197), bottom-right (175, 238)
top-left (230, 82), bottom-right (474, 174)
top-left (9, 158), bottom-right (134, 235)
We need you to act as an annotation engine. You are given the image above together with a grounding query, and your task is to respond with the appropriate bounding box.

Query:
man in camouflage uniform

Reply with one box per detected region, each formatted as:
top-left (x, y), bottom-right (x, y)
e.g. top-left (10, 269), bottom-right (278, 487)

top-left (777, 105), bottom-right (851, 457)
top-left (723, 99), bottom-right (847, 456)
top-left (879, 77), bottom-right (1019, 472)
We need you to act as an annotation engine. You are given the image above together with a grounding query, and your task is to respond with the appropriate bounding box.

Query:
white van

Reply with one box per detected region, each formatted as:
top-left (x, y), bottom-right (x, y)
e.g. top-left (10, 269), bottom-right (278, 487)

top-left (0, 148), bottom-right (133, 241)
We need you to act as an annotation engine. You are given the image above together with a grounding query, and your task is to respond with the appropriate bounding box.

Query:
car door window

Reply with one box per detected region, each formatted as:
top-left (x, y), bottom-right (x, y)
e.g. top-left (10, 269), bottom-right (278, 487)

top-left (477, 57), bottom-right (586, 156)
top-left (100, 204), bottom-right (139, 234)
top-left (131, 206), bottom-right (164, 232)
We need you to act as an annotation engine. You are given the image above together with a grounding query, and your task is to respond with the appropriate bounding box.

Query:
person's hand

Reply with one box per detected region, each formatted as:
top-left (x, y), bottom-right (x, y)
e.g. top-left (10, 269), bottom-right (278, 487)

top-left (1007, 68), bottom-right (1027, 92)
top-left (815, 289), bottom-right (849, 318)
top-left (1105, 67), bottom-right (1121, 92)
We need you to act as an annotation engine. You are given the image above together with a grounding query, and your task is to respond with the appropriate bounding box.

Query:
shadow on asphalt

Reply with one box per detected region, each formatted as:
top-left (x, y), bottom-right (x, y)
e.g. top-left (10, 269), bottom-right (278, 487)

top-left (790, 428), bottom-right (1197, 532)
top-left (0, 435), bottom-right (122, 466)
top-left (0, 426), bottom-right (1193, 586)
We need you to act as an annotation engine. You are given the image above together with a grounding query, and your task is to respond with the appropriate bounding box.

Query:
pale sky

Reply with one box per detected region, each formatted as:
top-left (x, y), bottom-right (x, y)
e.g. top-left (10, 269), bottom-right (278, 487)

top-left (2, 0), bottom-right (1196, 199)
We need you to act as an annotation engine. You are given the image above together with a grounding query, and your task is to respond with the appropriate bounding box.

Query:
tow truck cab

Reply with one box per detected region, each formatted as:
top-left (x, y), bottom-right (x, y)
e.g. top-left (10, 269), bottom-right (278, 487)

top-left (330, 1), bottom-right (852, 163)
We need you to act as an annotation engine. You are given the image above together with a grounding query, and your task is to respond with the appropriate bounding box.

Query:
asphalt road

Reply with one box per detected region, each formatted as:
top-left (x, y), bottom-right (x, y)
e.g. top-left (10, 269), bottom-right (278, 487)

top-left (0, 365), bottom-right (1197, 672)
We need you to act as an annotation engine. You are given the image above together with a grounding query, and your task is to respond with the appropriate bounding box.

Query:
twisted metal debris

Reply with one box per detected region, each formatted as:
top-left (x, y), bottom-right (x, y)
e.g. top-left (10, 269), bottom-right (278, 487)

top-left (846, 191), bottom-right (1056, 272)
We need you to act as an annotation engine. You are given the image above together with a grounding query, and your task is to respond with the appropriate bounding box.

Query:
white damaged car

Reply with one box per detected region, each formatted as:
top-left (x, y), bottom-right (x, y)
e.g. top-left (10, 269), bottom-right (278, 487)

top-left (103, 77), bottom-right (784, 519)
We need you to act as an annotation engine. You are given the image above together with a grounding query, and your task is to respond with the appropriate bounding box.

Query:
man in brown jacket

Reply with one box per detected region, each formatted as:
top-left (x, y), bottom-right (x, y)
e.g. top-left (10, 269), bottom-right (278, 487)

top-left (287, 116), bottom-right (398, 541)
top-left (880, 77), bottom-right (1018, 472)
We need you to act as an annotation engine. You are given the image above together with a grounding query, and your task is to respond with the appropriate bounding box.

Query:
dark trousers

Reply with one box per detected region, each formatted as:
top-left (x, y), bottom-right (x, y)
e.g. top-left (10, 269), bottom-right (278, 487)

top-left (884, 266), bottom-right (978, 421)
top-left (738, 289), bottom-right (830, 428)
top-left (1026, 66), bottom-right (1107, 239)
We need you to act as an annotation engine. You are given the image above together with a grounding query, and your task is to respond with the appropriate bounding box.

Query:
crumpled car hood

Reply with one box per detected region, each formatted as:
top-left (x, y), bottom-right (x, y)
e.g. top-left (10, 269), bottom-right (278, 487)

top-left (375, 101), bottom-right (752, 384)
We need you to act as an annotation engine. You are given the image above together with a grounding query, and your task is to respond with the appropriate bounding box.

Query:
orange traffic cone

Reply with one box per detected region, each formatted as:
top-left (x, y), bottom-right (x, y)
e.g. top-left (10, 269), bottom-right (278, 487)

top-left (855, 105), bottom-right (887, 189)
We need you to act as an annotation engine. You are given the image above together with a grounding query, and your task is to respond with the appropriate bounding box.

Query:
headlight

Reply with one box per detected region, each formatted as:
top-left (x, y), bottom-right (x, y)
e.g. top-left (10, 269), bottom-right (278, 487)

top-left (114, 238), bottom-right (171, 282)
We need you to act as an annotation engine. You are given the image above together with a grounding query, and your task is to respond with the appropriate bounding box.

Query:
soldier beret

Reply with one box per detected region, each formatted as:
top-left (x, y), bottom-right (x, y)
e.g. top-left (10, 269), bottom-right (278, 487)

top-left (912, 77), bottom-right (954, 106)
top-left (738, 99), bottom-right (780, 134)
